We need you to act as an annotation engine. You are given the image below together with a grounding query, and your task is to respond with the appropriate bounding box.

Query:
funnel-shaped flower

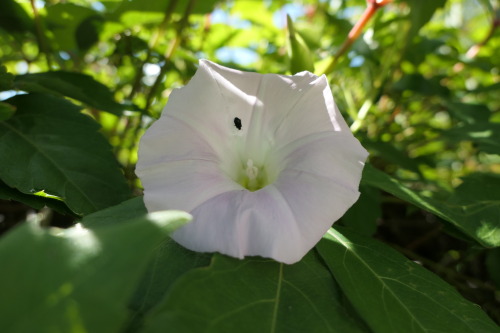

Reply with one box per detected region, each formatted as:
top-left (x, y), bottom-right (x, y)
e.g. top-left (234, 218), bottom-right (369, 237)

top-left (136, 60), bottom-right (368, 264)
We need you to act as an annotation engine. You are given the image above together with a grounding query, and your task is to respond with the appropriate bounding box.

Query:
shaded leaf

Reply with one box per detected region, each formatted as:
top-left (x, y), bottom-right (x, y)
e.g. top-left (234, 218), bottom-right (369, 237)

top-left (341, 184), bottom-right (380, 236)
top-left (362, 164), bottom-right (500, 247)
top-left (143, 253), bottom-right (369, 333)
top-left (0, 0), bottom-right (34, 34)
top-left (445, 102), bottom-right (491, 125)
top-left (0, 208), bottom-right (191, 333)
top-left (486, 248), bottom-right (500, 289)
top-left (0, 180), bottom-right (74, 216)
top-left (0, 93), bottom-right (131, 216)
top-left (14, 71), bottom-right (137, 115)
top-left (124, 238), bottom-right (212, 333)
top-left (442, 123), bottom-right (500, 155)
top-left (404, 0), bottom-right (447, 40)
top-left (0, 101), bottom-right (15, 121)
top-left (0, 66), bottom-right (14, 91)
top-left (317, 227), bottom-right (499, 333)
top-left (392, 73), bottom-right (450, 97)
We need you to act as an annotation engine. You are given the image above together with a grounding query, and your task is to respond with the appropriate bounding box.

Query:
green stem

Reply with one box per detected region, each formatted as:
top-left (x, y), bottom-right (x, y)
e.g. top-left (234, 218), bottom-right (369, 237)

top-left (144, 0), bottom-right (197, 112)
top-left (30, 0), bottom-right (52, 69)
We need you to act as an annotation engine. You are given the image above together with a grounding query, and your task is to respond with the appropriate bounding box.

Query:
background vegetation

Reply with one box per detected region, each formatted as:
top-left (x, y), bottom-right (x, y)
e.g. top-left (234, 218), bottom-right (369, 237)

top-left (0, 0), bottom-right (499, 332)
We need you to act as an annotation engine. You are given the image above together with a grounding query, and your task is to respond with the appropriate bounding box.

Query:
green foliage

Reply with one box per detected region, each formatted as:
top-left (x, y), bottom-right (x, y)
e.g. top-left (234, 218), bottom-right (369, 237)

top-left (0, 204), bottom-right (191, 333)
top-left (0, 0), bottom-right (499, 331)
top-left (318, 227), bottom-right (499, 333)
top-left (0, 94), bottom-right (131, 215)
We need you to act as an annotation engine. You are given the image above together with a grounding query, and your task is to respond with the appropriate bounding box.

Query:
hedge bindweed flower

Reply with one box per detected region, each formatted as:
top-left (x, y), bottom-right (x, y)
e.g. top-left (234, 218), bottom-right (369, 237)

top-left (136, 60), bottom-right (368, 264)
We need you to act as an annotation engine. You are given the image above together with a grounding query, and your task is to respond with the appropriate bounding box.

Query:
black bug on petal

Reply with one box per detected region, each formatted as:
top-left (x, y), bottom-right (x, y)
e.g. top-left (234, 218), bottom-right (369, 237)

top-left (234, 117), bottom-right (242, 130)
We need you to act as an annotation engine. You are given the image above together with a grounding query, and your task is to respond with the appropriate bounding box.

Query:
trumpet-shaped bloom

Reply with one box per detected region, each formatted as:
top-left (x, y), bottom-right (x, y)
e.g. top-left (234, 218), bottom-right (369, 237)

top-left (136, 60), bottom-right (368, 264)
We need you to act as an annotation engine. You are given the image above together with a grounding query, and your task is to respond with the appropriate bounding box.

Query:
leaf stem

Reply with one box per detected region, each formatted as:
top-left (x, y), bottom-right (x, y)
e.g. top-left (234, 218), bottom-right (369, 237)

top-left (30, 0), bottom-right (52, 70)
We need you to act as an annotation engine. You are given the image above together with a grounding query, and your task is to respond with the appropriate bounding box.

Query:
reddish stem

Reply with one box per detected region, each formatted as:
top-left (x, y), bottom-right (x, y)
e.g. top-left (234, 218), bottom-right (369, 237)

top-left (323, 0), bottom-right (391, 75)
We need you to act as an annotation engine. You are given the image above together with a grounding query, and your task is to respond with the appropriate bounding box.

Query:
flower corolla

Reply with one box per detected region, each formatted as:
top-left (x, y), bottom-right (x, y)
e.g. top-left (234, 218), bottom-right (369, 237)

top-left (136, 60), bottom-right (368, 264)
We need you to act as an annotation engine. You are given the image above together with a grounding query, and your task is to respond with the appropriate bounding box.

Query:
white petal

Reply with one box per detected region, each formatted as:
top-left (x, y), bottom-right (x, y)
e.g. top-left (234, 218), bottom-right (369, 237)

top-left (276, 131), bottom-right (368, 189)
top-left (137, 59), bottom-right (369, 265)
top-left (171, 187), bottom-right (306, 264)
top-left (136, 116), bottom-right (241, 213)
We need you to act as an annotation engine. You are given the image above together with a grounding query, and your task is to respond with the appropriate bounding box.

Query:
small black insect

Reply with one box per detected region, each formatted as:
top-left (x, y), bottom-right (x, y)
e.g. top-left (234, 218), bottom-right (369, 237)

top-left (234, 117), bottom-right (242, 130)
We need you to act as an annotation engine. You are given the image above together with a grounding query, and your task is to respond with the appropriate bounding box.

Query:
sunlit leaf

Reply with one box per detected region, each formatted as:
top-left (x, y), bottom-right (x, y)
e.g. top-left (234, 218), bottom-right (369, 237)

top-left (317, 227), bottom-right (499, 333)
top-left (0, 94), bottom-right (131, 216)
top-left (287, 15), bottom-right (314, 74)
top-left (79, 196), bottom-right (212, 332)
top-left (0, 207), bottom-right (191, 333)
top-left (45, 3), bottom-right (100, 52)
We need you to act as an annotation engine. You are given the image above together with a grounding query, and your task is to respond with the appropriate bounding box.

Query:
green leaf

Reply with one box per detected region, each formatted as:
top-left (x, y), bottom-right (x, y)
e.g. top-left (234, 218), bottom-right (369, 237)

top-left (0, 180), bottom-right (74, 216)
top-left (0, 66), bottom-right (14, 91)
top-left (14, 71), bottom-right (137, 115)
top-left (442, 123), bottom-right (500, 155)
top-left (0, 0), bottom-right (34, 34)
top-left (0, 93), bottom-right (131, 216)
top-left (404, 0), bottom-right (447, 40)
top-left (317, 227), bottom-right (500, 333)
top-left (143, 253), bottom-right (369, 333)
top-left (445, 102), bottom-right (491, 125)
top-left (392, 73), bottom-right (450, 97)
top-left (124, 238), bottom-right (212, 332)
top-left (79, 196), bottom-right (212, 332)
top-left (287, 15), bottom-right (315, 74)
top-left (114, 0), bottom-right (220, 16)
top-left (81, 196), bottom-right (147, 227)
top-left (486, 248), bottom-right (500, 289)
top-left (341, 184), bottom-right (380, 236)
top-left (0, 208), bottom-right (191, 333)
top-left (45, 3), bottom-right (100, 52)
top-left (362, 165), bottom-right (500, 247)
top-left (0, 101), bottom-right (15, 121)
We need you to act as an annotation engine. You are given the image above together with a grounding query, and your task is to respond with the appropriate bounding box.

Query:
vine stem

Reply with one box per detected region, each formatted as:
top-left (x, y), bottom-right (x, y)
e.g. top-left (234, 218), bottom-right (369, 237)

top-left (322, 0), bottom-right (391, 76)
top-left (30, 0), bottom-right (52, 69)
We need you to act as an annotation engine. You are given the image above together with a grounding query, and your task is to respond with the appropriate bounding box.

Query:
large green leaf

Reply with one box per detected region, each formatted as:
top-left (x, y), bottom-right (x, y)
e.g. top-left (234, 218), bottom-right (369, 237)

top-left (0, 207), bottom-right (191, 333)
top-left (80, 196), bottom-right (212, 332)
top-left (143, 253), bottom-right (369, 333)
top-left (317, 227), bottom-right (500, 333)
top-left (362, 164), bottom-right (500, 247)
top-left (14, 71), bottom-right (137, 115)
top-left (0, 93), bottom-right (131, 215)
top-left (124, 238), bottom-right (212, 332)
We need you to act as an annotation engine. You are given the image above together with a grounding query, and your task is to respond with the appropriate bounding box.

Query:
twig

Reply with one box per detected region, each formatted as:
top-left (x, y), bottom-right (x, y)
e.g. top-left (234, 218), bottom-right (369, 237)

top-left (322, 0), bottom-right (391, 76)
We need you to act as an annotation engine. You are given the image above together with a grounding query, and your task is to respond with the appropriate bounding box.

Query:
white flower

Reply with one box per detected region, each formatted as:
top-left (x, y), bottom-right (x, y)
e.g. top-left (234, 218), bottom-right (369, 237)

top-left (136, 60), bottom-right (368, 264)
